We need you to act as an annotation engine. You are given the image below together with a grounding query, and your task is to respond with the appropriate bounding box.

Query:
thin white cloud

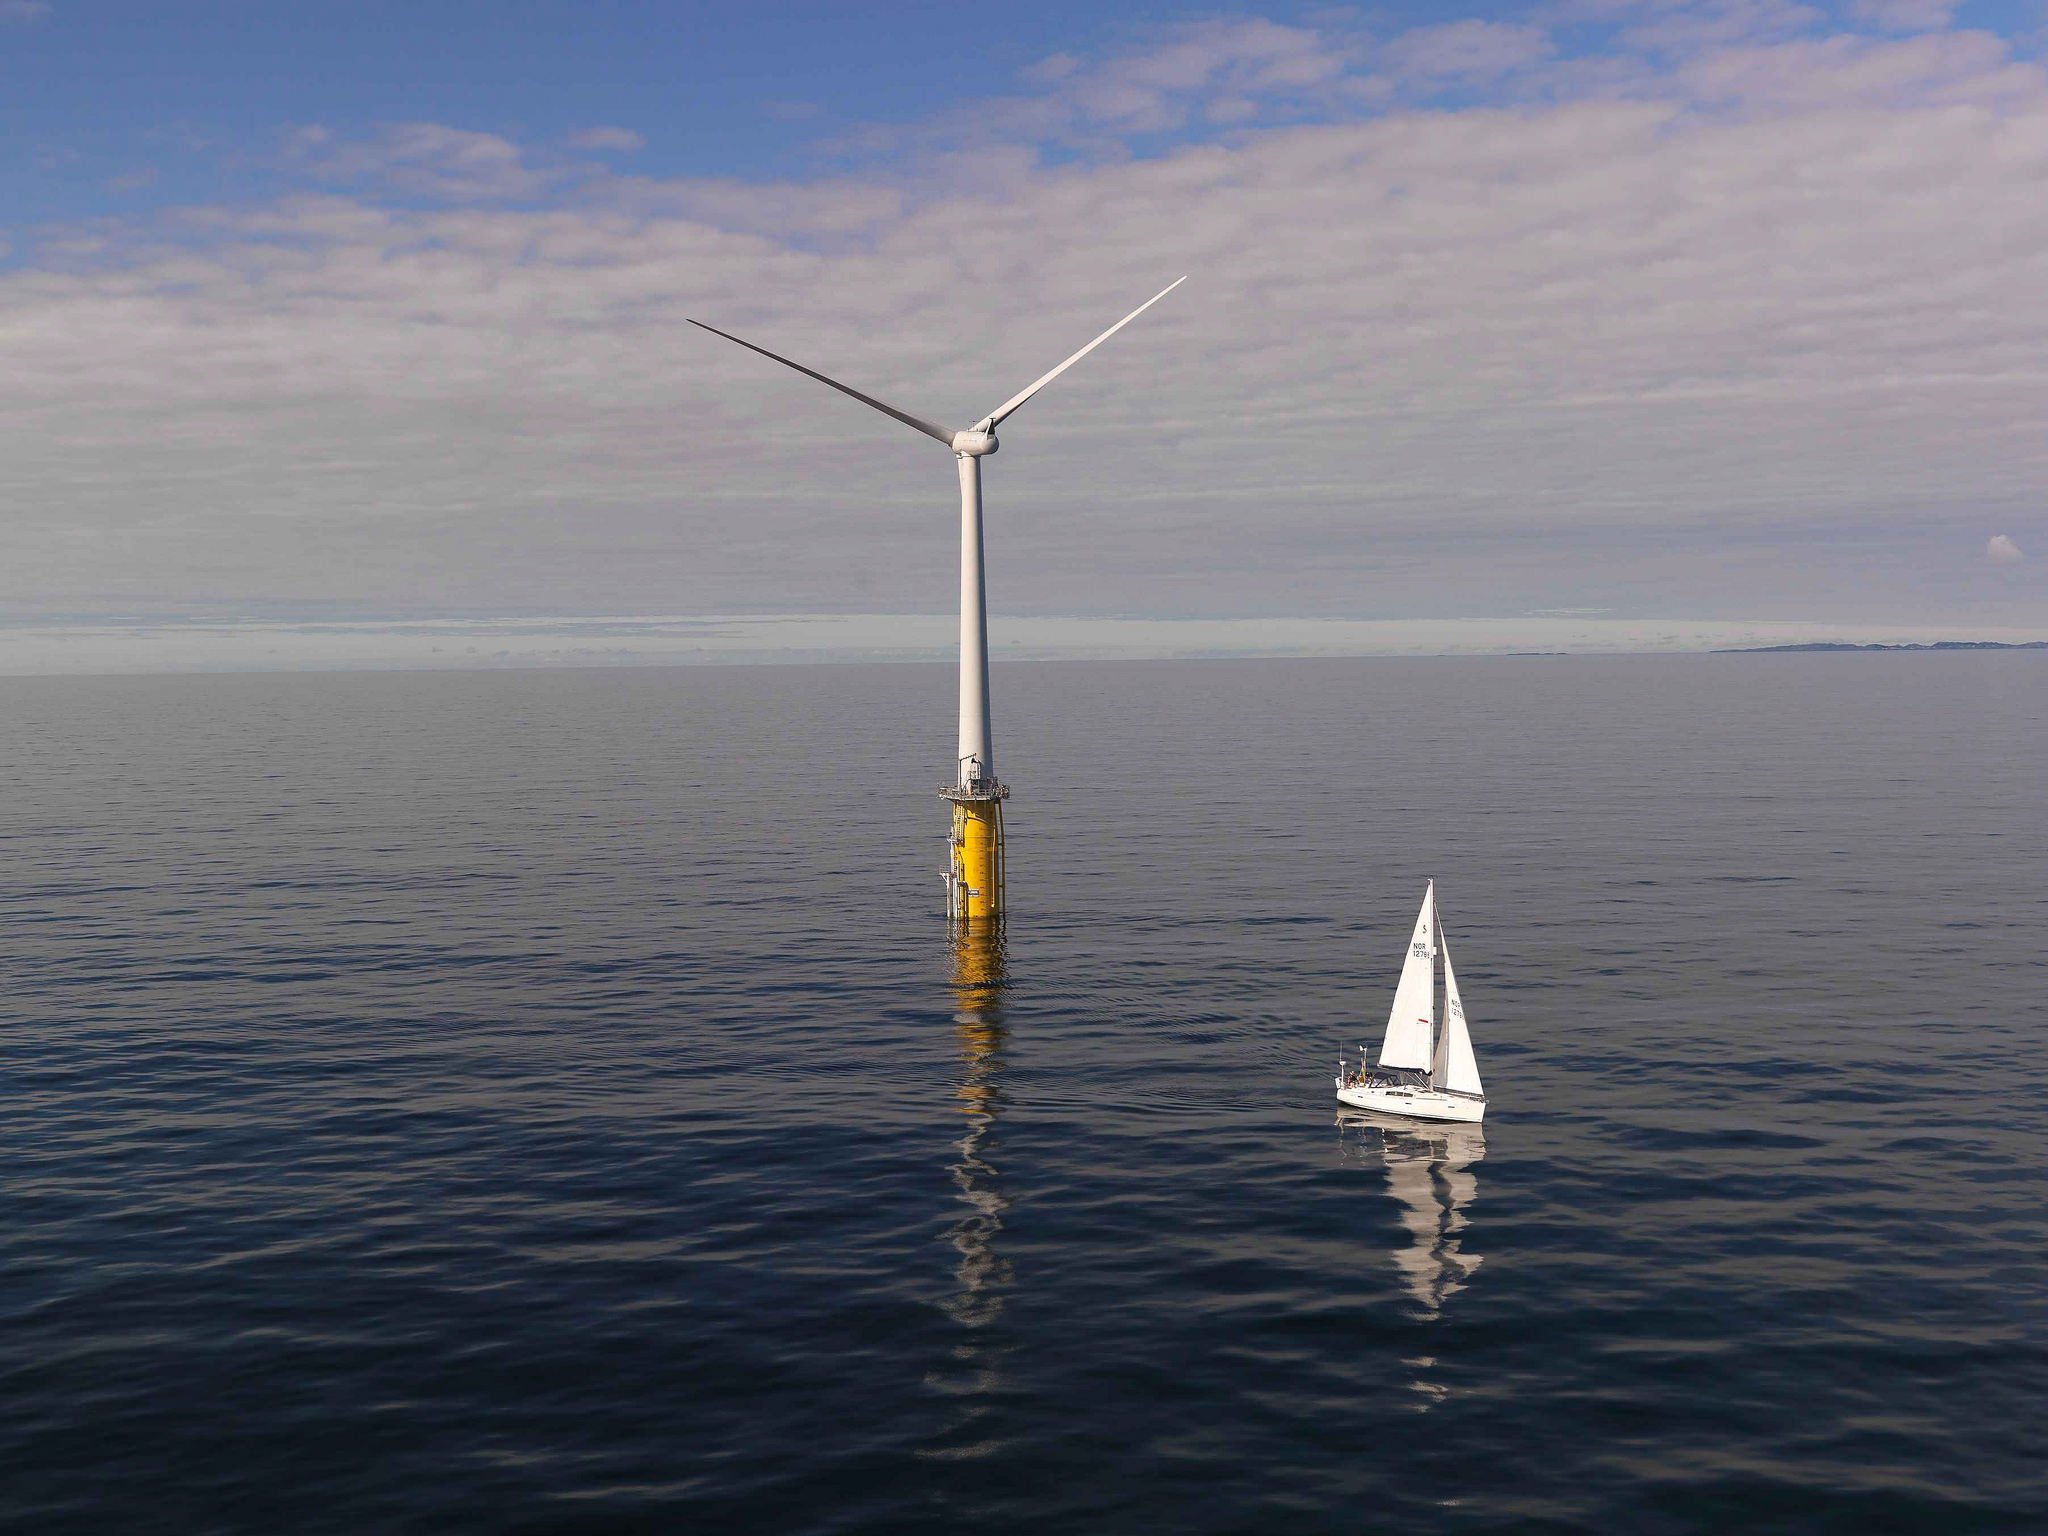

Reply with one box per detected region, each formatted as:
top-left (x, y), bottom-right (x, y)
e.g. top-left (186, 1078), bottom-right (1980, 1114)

top-left (1851, 0), bottom-right (1958, 33)
top-left (1574, 0), bottom-right (1824, 57)
top-left (0, 0), bottom-right (51, 24)
top-left (288, 121), bottom-right (557, 201)
top-left (1021, 53), bottom-right (1082, 87)
top-left (568, 126), bottom-right (646, 152)
top-left (834, 17), bottom-right (1361, 160)
top-left (1383, 21), bottom-right (1555, 84)
top-left (1678, 31), bottom-right (2044, 109)
top-left (1987, 534), bottom-right (2026, 565)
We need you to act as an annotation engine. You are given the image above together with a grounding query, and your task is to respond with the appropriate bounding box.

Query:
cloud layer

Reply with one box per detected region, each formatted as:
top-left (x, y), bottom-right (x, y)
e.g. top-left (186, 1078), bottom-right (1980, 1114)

top-left (1, 2), bottom-right (2045, 637)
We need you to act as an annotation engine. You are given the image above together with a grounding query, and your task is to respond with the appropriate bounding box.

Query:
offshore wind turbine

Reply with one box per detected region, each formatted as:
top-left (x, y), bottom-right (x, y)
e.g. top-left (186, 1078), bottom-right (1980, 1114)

top-left (689, 276), bottom-right (1185, 924)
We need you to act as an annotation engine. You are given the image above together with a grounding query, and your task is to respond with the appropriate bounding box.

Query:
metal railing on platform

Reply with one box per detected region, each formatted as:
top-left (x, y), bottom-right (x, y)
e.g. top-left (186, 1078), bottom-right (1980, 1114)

top-left (938, 779), bottom-right (1009, 803)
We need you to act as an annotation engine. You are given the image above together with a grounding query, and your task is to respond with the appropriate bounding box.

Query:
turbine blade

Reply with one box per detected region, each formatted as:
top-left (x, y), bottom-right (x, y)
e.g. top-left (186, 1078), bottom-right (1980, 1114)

top-left (687, 319), bottom-right (955, 445)
top-left (982, 276), bottom-right (1187, 429)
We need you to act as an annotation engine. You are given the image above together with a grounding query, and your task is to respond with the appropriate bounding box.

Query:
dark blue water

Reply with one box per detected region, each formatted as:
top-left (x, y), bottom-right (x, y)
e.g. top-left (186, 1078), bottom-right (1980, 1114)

top-left (3, 656), bottom-right (2043, 1533)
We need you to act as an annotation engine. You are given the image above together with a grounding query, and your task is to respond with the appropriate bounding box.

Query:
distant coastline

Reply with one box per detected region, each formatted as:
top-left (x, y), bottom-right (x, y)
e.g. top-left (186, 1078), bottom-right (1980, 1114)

top-left (4, 616), bottom-right (2046, 676)
top-left (1717, 641), bottom-right (2048, 653)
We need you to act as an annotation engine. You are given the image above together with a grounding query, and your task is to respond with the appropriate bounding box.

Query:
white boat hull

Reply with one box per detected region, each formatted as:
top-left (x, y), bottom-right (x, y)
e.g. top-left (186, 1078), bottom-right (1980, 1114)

top-left (1336, 1081), bottom-right (1485, 1124)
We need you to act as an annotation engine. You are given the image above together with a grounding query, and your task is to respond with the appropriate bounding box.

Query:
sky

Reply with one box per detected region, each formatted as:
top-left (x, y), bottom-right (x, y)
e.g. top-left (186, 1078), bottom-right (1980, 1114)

top-left (3, 0), bottom-right (2047, 666)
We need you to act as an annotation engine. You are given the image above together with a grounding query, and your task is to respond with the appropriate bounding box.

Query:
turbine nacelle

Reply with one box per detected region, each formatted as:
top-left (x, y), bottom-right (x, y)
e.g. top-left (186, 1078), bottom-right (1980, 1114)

top-left (950, 428), bottom-right (999, 457)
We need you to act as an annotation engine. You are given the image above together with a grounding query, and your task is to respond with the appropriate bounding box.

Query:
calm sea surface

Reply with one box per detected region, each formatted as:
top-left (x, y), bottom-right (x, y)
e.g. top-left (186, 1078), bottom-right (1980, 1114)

top-left (2, 656), bottom-right (2043, 1534)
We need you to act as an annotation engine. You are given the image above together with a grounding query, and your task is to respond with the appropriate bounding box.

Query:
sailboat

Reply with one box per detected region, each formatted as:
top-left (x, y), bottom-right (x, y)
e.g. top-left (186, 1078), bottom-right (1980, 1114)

top-left (1335, 881), bottom-right (1487, 1124)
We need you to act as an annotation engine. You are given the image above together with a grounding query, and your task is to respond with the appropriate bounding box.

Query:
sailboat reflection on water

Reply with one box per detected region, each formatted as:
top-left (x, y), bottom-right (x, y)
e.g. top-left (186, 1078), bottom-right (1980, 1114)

top-left (1336, 1109), bottom-right (1485, 1319)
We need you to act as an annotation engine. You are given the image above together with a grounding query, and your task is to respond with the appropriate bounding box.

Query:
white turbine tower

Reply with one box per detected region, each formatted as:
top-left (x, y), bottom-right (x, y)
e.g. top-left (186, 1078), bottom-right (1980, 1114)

top-left (690, 276), bottom-right (1186, 923)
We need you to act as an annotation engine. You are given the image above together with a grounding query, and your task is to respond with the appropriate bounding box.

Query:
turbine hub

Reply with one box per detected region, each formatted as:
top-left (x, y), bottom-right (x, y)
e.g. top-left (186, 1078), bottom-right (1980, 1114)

top-left (951, 429), bottom-right (998, 457)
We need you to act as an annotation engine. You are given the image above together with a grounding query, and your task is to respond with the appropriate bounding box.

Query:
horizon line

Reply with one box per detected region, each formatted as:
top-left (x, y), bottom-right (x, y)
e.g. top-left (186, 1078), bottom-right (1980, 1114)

top-left (2, 612), bottom-right (2046, 678)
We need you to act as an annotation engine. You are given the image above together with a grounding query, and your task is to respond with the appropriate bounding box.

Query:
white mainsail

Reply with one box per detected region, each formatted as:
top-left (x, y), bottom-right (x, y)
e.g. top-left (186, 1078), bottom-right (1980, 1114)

top-left (1377, 882), bottom-right (1437, 1071)
top-left (1436, 933), bottom-right (1484, 1098)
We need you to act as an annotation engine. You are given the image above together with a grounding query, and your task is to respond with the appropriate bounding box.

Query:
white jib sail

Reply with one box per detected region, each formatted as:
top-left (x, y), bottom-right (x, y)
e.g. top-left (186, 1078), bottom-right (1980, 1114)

top-left (1437, 937), bottom-right (1484, 1098)
top-left (1378, 883), bottom-right (1437, 1072)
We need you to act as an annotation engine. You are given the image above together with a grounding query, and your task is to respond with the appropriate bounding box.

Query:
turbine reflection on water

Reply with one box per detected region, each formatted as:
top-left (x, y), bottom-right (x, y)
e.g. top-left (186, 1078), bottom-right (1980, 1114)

top-left (922, 924), bottom-right (1012, 1459)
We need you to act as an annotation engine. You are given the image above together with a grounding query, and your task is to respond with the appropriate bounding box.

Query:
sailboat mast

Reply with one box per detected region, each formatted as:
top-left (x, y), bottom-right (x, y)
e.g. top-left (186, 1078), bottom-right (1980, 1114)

top-left (1428, 886), bottom-right (1450, 1087)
